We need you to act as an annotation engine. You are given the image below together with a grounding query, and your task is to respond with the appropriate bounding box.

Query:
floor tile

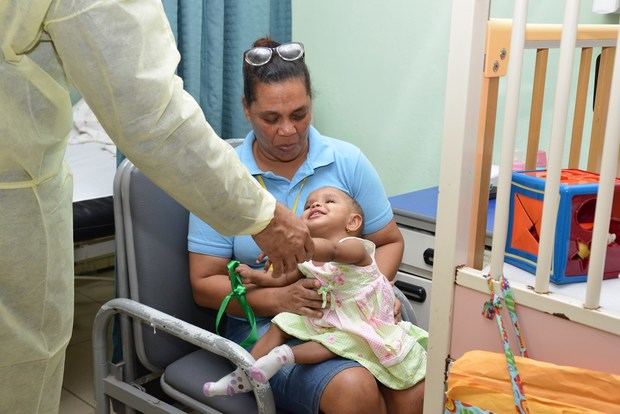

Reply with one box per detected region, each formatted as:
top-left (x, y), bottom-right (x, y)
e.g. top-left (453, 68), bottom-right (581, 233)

top-left (59, 388), bottom-right (94, 414)
top-left (63, 341), bottom-right (96, 406)
top-left (71, 296), bottom-right (105, 345)
top-left (61, 265), bottom-right (116, 413)
top-left (75, 276), bottom-right (115, 304)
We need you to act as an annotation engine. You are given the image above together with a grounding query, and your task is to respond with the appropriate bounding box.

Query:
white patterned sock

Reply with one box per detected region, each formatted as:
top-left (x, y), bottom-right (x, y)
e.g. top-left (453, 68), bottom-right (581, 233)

top-left (249, 344), bottom-right (295, 383)
top-left (202, 367), bottom-right (252, 397)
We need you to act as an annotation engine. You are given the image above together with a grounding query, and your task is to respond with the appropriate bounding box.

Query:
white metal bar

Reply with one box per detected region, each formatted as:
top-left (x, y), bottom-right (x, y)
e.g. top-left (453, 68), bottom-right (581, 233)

top-left (585, 23), bottom-right (620, 309)
top-left (490, 0), bottom-right (529, 280)
top-left (534, 0), bottom-right (581, 293)
top-left (422, 0), bottom-right (489, 411)
top-left (93, 299), bottom-right (276, 414)
top-left (456, 268), bottom-right (620, 336)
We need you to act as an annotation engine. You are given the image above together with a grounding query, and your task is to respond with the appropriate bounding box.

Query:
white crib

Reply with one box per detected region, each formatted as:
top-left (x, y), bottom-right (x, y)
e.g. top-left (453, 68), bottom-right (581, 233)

top-left (425, 1), bottom-right (620, 412)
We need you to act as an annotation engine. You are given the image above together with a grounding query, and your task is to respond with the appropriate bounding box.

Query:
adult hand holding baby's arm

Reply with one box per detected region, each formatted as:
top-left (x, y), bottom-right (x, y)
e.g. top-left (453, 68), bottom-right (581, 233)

top-left (237, 264), bottom-right (300, 287)
top-left (252, 203), bottom-right (314, 277)
top-left (237, 264), bottom-right (277, 287)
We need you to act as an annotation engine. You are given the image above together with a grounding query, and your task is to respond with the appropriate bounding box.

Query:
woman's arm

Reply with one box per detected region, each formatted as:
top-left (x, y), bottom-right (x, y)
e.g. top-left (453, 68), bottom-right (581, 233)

top-left (189, 252), bottom-right (324, 318)
top-left (348, 150), bottom-right (404, 280)
top-left (364, 220), bottom-right (404, 281)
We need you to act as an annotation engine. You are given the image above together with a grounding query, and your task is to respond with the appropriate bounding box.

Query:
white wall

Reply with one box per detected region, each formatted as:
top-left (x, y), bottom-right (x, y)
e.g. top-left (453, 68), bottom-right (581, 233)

top-left (292, 0), bottom-right (616, 195)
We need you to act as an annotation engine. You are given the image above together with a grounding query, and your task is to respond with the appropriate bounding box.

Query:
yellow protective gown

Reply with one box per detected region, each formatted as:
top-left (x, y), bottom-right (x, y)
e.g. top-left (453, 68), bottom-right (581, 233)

top-left (0, 1), bottom-right (276, 412)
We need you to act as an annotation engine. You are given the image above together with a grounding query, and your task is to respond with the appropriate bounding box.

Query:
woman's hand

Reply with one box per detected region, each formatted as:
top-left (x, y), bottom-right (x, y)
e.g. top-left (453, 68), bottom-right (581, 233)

top-left (279, 278), bottom-right (325, 318)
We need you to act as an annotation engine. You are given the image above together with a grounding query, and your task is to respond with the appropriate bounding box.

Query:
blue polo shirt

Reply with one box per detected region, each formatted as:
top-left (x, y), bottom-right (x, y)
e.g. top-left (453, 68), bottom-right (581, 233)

top-left (188, 126), bottom-right (393, 264)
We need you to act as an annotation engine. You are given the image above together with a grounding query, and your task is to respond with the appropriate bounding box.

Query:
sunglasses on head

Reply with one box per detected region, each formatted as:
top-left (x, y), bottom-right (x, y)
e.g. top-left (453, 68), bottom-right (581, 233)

top-left (244, 42), bottom-right (305, 66)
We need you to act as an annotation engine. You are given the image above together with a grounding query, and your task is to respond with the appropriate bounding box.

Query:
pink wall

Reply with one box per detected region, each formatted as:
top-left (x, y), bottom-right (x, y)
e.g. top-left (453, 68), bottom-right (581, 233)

top-left (449, 285), bottom-right (620, 375)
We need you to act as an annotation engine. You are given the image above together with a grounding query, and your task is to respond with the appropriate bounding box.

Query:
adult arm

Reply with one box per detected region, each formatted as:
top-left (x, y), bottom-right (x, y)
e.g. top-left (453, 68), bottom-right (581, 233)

top-left (347, 148), bottom-right (404, 280)
top-left (189, 253), bottom-right (324, 319)
top-left (365, 221), bottom-right (404, 281)
top-left (44, 0), bottom-right (312, 274)
top-left (365, 220), bottom-right (404, 321)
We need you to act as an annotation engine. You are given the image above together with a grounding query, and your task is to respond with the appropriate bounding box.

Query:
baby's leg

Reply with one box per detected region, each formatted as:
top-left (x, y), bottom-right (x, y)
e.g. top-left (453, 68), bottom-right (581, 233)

top-left (290, 340), bottom-right (336, 364)
top-left (250, 336), bottom-right (336, 383)
top-left (202, 325), bottom-right (288, 398)
top-left (250, 323), bottom-right (291, 359)
top-left (248, 325), bottom-right (294, 383)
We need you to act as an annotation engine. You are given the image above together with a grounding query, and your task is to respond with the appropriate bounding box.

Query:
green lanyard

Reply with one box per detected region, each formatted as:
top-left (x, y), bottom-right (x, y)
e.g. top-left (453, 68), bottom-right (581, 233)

top-left (215, 177), bottom-right (306, 348)
top-left (215, 260), bottom-right (258, 348)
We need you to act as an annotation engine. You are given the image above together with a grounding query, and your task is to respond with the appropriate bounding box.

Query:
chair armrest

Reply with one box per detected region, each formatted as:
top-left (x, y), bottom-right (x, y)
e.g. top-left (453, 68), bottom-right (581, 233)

top-left (393, 286), bottom-right (418, 326)
top-left (93, 298), bottom-right (275, 414)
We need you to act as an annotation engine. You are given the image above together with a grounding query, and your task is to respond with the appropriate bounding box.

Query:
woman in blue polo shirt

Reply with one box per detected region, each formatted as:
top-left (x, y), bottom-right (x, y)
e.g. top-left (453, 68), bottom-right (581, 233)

top-left (188, 38), bottom-right (422, 414)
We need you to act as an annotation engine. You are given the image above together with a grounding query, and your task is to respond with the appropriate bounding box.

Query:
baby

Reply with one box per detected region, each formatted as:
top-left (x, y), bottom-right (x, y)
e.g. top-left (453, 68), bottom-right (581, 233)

top-left (203, 186), bottom-right (428, 397)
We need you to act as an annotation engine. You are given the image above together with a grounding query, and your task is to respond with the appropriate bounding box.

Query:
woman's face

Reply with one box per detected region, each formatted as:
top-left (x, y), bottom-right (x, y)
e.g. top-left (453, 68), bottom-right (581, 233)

top-left (244, 77), bottom-right (312, 162)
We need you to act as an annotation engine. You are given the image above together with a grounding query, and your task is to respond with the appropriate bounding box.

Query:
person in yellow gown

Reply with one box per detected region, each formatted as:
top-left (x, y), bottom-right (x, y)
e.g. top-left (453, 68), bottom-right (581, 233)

top-left (0, 1), bottom-right (314, 413)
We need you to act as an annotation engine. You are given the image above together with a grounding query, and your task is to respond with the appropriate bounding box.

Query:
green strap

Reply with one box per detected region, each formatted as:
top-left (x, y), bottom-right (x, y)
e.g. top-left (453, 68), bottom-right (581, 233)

top-left (215, 260), bottom-right (258, 348)
top-left (317, 283), bottom-right (334, 309)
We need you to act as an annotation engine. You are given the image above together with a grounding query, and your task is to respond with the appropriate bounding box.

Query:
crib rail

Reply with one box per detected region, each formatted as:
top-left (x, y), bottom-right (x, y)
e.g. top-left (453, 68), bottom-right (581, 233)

top-left (486, 6), bottom-right (620, 299)
top-left (586, 30), bottom-right (620, 309)
top-left (426, 0), bottom-right (620, 411)
top-left (471, 18), bottom-right (619, 269)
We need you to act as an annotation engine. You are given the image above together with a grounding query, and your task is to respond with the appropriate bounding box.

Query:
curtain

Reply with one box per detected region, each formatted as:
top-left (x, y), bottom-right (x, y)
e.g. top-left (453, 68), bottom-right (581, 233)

top-left (161, 0), bottom-right (292, 139)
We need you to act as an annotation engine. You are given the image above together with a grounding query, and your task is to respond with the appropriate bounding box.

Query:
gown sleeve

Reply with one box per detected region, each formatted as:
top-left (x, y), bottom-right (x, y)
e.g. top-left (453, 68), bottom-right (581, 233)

top-left (44, 0), bottom-right (275, 235)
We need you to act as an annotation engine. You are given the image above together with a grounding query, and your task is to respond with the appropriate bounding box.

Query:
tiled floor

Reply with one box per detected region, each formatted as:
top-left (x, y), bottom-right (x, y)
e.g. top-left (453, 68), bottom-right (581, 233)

top-left (60, 271), bottom-right (115, 414)
top-left (60, 268), bottom-right (201, 414)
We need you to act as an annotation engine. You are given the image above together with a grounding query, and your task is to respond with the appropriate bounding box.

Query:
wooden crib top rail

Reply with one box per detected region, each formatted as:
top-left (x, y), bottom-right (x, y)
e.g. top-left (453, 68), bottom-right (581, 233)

top-left (470, 19), bottom-right (619, 269)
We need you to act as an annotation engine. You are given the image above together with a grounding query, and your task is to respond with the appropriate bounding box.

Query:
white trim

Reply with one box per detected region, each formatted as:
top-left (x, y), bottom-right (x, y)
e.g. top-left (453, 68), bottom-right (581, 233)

top-left (423, 0), bottom-right (490, 412)
top-left (504, 251), bottom-right (538, 267)
top-left (585, 20), bottom-right (620, 309)
top-left (490, 0), bottom-right (529, 279)
top-left (456, 266), bottom-right (620, 336)
top-left (511, 180), bottom-right (545, 194)
top-left (534, 0), bottom-right (580, 294)
top-left (74, 237), bottom-right (115, 262)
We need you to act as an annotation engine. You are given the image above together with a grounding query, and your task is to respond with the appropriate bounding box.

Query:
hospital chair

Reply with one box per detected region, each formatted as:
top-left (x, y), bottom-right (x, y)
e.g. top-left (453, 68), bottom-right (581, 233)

top-left (93, 139), bottom-right (417, 414)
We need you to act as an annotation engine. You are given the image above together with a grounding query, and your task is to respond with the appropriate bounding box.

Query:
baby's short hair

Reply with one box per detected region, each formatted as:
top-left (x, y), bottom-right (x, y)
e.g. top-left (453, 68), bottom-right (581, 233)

top-left (330, 187), bottom-right (365, 235)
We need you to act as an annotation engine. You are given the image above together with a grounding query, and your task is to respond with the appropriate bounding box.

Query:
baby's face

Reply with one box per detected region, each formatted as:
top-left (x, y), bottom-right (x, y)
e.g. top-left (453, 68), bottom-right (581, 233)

top-left (302, 187), bottom-right (354, 234)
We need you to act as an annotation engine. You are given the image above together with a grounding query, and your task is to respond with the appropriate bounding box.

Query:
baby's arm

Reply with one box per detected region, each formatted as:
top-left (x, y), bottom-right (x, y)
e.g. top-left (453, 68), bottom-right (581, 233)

top-left (312, 237), bottom-right (372, 266)
top-left (237, 264), bottom-right (302, 287)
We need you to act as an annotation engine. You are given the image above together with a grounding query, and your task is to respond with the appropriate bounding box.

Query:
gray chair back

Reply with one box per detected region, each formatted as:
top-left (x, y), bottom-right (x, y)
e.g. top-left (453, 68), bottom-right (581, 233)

top-left (121, 138), bottom-right (244, 370)
top-left (122, 164), bottom-right (214, 369)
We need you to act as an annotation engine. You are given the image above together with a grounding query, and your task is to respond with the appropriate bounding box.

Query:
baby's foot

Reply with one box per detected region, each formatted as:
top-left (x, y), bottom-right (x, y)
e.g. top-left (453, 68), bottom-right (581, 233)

top-left (249, 366), bottom-right (268, 383)
top-left (202, 367), bottom-right (251, 397)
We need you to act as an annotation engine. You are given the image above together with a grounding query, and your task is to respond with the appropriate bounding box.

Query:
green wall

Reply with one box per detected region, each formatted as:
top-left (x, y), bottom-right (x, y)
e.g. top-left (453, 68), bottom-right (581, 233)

top-left (292, 0), bottom-right (615, 196)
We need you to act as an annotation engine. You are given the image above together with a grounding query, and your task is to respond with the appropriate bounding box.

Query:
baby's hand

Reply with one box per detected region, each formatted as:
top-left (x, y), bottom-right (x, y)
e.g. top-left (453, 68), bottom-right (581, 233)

top-left (237, 263), bottom-right (300, 287)
top-left (236, 264), bottom-right (273, 286)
